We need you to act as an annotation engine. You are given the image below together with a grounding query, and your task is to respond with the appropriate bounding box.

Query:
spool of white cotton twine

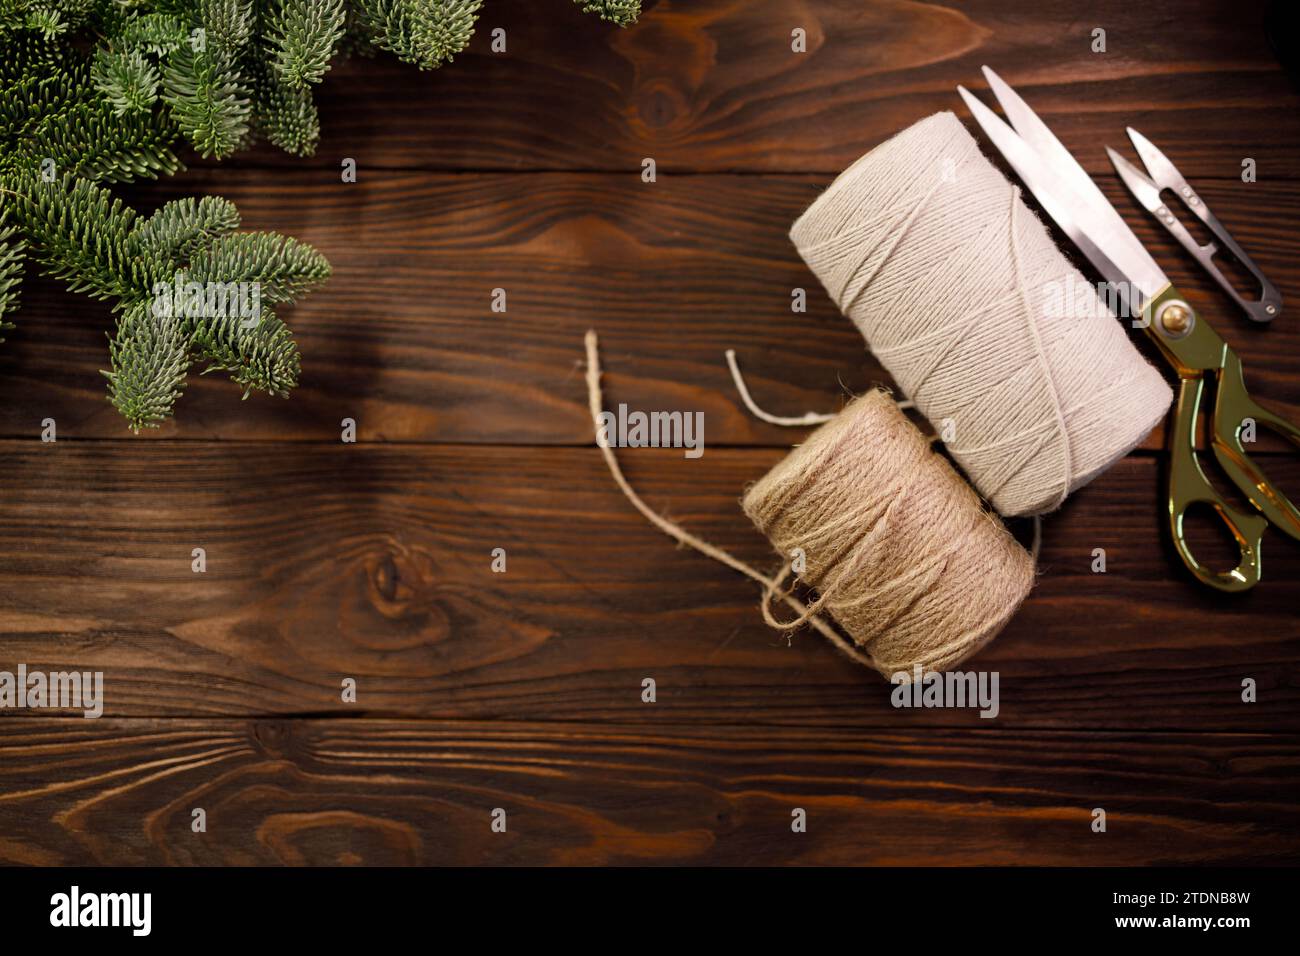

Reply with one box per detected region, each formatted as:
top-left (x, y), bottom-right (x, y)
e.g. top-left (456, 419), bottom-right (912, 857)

top-left (791, 111), bottom-right (1172, 516)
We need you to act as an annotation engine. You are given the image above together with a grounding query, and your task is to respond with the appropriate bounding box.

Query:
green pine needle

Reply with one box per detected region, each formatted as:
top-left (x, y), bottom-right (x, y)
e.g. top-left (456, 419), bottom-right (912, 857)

top-left (111, 12), bottom-right (189, 57)
top-left (22, 7), bottom-right (67, 39)
top-left (131, 195), bottom-right (242, 283)
top-left (188, 299), bottom-right (301, 399)
top-left (0, 26), bottom-right (64, 85)
top-left (14, 98), bottom-right (183, 182)
top-left (133, 195), bottom-right (242, 256)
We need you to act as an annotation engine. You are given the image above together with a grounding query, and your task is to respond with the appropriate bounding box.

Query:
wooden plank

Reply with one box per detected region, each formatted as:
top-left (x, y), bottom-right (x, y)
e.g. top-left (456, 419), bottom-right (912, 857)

top-left (0, 442), bottom-right (1295, 728)
top-left (0, 718), bottom-right (1295, 865)
top-left (3, 170), bottom-right (1297, 443)
top-left (193, 0), bottom-right (1300, 178)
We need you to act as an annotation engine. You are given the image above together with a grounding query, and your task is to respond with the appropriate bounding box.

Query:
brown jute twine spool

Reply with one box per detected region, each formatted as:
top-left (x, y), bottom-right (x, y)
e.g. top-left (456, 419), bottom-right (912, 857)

top-left (742, 390), bottom-right (1035, 675)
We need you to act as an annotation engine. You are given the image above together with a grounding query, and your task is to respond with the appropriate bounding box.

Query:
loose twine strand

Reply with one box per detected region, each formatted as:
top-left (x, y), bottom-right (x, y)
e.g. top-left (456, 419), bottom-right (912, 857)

top-left (723, 349), bottom-right (914, 424)
top-left (584, 330), bottom-right (879, 669)
top-left (585, 331), bottom-right (1042, 671)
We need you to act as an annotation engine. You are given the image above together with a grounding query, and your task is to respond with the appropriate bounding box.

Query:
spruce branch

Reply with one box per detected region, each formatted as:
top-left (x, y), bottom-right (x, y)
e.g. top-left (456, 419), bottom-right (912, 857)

top-left (103, 297), bottom-right (190, 431)
top-left (266, 0), bottom-right (345, 88)
top-left (573, 0), bottom-right (642, 27)
top-left (1, 171), bottom-right (146, 301)
top-left (186, 230), bottom-right (330, 304)
top-left (187, 298), bottom-right (300, 399)
top-left (198, 0), bottom-right (252, 52)
top-left (130, 194), bottom-right (242, 282)
top-left (162, 40), bottom-right (251, 158)
top-left (92, 47), bottom-right (161, 115)
top-left (252, 61), bottom-right (321, 156)
top-left (0, 207), bottom-right (26, 338)
top-left (355, 0), bottom-right (481, 71)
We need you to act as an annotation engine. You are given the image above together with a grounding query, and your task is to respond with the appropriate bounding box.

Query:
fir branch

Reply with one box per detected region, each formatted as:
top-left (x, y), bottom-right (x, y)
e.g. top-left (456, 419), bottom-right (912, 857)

top-left (338, 3), bottom-right (380, 60)
top-left (9, 0), bottom-right (97, 38)
top-left (187, 299), bottom-right (300, 399)
top-left (198, 0), bottom-right (252, 52)
top-left (103, 297), bottom-right (190, 431)
top-left (130, 195), bottom-right (241, 282)
top-left (0, 65), bottom-right (90, 142)
top-left (252, 62), bottom-right (320, 156)
top-left (111, 12), bottom-right (189, 57)
top-left (573, 0), bottom-right (642, 27)
top-left (356, 0), bottom-right (481, 71)
top-left (266, 0), bottom-right (345, 88)
top-left (162, 40), bottom-right (251, 158)
top-left (0, 29), bottom-right (63, 85)
top-left (21, 5), bottom-right (69, 39)
top-left (92, 47), bottom-right (161, 115)
top-left (0, 207), bottom-right (26, 338)
top-left (0, 0), bottom-right (647, 428)
top-left (1, 171), bottom-right (147, 301)
top-left (15, 97), bottom-right (183, 182)
top-left (185, 231), bottom-right (330, 304)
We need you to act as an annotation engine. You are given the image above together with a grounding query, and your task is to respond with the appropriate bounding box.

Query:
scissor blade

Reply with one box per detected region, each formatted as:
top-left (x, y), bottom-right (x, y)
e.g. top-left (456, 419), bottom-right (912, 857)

top-left (981, 66), bottom-right (1116, 218)
top-left (958, 85), bottom-right (1165, 307)
top-left (1127, 126), bottom-right (1188, 192)
top-left (963, 71), bottom-right (1168, 304)
top-left (1107, 147), bottom-right (1163, 212)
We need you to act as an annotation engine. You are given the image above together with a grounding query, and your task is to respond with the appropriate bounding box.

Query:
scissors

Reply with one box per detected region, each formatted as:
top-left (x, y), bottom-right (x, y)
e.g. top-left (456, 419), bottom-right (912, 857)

top-left (958, 66), bottom-right (1300, 592)
top-left (1109, 127), bottom-right (1282, 325)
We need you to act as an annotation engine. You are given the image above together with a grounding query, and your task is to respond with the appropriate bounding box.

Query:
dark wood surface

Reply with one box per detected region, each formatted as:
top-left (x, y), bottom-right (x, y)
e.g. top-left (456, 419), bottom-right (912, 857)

top-left (1, 0), bottom-right (1297, 865)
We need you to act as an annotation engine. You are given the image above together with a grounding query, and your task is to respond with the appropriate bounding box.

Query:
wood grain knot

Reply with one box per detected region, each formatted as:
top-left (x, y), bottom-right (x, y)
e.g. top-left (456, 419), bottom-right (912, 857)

top-left (248, 719), bottom-right (294, 758)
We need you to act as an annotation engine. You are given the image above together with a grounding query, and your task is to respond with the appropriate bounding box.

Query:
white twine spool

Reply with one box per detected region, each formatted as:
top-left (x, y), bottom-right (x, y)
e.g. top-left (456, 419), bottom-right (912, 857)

top-left (790, 111), bottom-right (1172, 516)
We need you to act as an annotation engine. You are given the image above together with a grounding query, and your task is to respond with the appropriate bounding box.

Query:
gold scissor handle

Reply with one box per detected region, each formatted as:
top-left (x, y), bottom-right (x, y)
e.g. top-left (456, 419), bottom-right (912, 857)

top-left (1168, 374), bottom-right (1269, 592)
top-left (1209, 349), bottom-right (1300, 543)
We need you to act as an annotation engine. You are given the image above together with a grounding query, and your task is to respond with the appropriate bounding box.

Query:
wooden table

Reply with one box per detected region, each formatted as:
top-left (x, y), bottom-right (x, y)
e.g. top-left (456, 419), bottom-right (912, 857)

top-left (1, 0), bottom-right (1297, 866)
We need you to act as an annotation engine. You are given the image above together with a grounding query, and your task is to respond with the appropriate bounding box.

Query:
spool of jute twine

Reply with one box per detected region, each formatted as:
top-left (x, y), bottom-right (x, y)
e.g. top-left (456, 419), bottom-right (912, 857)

top-left (790, 111), bottom-right (1172, 516)
top-left (743, 389), bottom-right (1035, 675)
top-left (585, 331), bottom-right (1035, 677)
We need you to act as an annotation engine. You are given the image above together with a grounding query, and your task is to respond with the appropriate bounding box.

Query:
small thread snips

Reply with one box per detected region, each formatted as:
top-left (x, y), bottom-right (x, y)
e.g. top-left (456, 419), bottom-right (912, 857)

top-left (1107, 129), bottom-right (1282, 324)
